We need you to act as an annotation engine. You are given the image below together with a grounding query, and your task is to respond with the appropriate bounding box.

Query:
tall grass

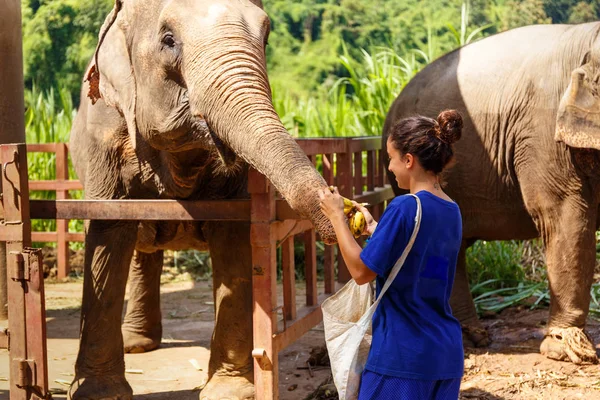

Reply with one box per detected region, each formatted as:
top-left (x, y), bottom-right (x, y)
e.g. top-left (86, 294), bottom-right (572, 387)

top-left (273, 45), bottom-right (426, 139)
top-left (25, 86), bottom-right (82, 239)
top-left (25, 86), bottom-right (75, 145)
top-left (467, 239), bottom-right (600, 317)
top-left (446, 0), bottom-right (494, 47)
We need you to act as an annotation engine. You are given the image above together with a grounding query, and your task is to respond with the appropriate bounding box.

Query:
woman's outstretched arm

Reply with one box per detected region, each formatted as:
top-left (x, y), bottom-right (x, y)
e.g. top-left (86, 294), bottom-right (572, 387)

top-left (318, 188), bottom-right (376, 285)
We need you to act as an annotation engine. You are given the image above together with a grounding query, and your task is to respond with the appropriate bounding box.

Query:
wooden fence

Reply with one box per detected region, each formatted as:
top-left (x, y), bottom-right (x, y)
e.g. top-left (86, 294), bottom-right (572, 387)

top-left (9, 136), bottom-right (395, 399)
top-left (27, 138), bottom-right (391, 280)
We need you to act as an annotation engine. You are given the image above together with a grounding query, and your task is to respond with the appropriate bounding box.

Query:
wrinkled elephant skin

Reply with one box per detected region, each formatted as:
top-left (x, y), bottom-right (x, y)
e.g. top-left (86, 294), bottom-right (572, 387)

top-left (68, 1), bottom-right (335, 399)
top-left (383, 22), bottom-right (600, 364)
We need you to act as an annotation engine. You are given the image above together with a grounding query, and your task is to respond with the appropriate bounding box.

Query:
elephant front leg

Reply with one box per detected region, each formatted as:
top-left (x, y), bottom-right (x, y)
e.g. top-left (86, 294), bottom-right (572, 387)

top-left (540, 203), bottom-right (598, 364)
top-left (200, 221), bottom-right (254, 400)
top-left (122, 250), bottom-right (163, 353)
top-left (69, 220), bottom-right (138, 400)
top-left (450, 240), bottom-right (490, 348)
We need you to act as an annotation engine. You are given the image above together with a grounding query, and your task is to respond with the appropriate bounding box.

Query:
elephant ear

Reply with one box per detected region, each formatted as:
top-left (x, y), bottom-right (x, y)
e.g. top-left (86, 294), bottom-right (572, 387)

top-left (555, 55), bottom-right (600, 150)
top-left (86, 0), bottom-right (138, 149)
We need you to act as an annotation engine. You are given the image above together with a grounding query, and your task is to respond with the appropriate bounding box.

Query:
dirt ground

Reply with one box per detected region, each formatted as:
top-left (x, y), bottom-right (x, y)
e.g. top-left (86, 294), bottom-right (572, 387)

top-left (0, 279), bottom-right (333, 400)
top-left (1, 277), bottom-right (600, 399)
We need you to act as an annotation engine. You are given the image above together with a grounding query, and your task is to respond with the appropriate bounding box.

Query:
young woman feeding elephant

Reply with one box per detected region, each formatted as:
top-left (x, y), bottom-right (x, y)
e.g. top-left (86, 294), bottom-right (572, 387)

top-left (318, 110), bottom-right (465, 400)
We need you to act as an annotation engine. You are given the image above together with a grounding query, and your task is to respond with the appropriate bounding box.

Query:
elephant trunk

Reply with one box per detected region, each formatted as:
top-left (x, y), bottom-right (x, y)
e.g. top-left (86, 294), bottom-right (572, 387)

top-left (186, 40), bottom-right (336, 243)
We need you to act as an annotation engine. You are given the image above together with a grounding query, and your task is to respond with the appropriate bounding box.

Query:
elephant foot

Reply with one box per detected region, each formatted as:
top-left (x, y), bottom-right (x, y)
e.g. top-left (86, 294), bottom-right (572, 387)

top-left (541, 327), bottom-right (598, 365)
top-left (462, 324), bottom-right (490, 348)
top-left (68, 375), bottom-right (133, 400)
top-left (122, 327), bottom-right (161, 353)
top-left (199, 374), bottom-right (254, 400)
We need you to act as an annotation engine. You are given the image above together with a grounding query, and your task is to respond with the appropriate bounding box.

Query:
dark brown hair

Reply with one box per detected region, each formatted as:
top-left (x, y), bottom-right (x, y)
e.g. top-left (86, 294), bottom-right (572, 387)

top-left (388, 109), bottom-right (463, 174)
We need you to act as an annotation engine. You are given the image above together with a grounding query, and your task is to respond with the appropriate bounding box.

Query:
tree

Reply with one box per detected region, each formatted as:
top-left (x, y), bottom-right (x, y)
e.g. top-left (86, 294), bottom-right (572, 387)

top-left (543, 0), bottom-right (578, 22)
top-left (21, 0), bottom-right (112, 103)
top-left (504, 0), bottom-right (551, 30)
top-left (567, 1), bottom-right (597, 23)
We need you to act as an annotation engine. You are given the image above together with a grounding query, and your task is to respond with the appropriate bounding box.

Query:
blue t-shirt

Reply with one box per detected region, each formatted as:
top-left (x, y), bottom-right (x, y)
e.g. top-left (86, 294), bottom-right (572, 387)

top-left (360, 191), bottom-right (464, 380)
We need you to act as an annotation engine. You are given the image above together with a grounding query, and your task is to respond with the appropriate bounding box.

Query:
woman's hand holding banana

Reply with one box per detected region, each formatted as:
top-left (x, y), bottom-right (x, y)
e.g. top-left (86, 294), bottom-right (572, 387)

top-left (352, 201), bottom-right (377, 236)
top-left (323, 186), bottom-right (371, 238)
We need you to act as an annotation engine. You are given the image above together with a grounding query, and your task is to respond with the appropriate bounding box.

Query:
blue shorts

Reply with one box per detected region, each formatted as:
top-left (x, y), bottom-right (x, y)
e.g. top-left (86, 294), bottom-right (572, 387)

top-left (358, 369), bottom-right (461, 400)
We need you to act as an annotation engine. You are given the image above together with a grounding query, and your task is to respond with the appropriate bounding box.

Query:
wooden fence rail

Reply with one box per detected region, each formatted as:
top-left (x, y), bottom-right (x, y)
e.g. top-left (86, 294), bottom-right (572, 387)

top-left (27, 138), bottom-right (390, 280)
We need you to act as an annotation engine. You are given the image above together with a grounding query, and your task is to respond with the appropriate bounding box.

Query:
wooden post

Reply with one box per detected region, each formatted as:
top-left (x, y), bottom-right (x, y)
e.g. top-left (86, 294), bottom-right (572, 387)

top-left (322, 154), bottom-right (335, 294)
top-left (0, 0), bottom-right (26, 321)
top-left (354, 151), bottom-right (363, 196)
top-left (367, 150), bottom-right (375, 192)
top-left (374, 149), bottom-right (386, 220)
top-left (336, 140), bottom-right (352, 283)
top-left (304, 229), bottom-right (317, 306)
top-left (281, 236), bottom-right (296, 320)
top-left (2, 145), bottom-right (28, 400)
top-left (304, 154), bottom-right (318, 304)
top-left (1, 144), bottom-right (50, 399)
top-left (0, 0), bottom-right (25, 144)
top-left (353, 151), bottom-right (366, 249)
top-left (249, 168), bottom-right (278, 400)
top-left (56, 143), bottom-right (70, 279)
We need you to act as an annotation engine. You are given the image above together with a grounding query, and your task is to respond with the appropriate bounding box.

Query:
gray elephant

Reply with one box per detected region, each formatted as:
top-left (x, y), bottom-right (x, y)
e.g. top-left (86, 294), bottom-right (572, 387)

top-left (383, 22), bottom-right (600, 365)
top-left (68, 0), bottom-right (335, 398)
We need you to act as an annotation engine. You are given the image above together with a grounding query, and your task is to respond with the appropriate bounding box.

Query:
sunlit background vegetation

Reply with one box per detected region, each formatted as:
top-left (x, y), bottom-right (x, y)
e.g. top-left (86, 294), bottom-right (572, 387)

top-left (21, 0), bottom-right (600, 314)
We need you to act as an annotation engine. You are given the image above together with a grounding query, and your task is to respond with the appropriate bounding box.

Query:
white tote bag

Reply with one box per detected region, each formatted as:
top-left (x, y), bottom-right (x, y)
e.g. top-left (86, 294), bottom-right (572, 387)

top-left (321, 194), bottom-right (422, 400)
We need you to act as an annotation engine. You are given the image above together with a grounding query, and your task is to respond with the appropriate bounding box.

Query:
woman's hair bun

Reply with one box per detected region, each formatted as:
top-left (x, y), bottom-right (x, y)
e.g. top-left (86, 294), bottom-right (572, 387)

top-left (435, 109), bottom-right (463, 145)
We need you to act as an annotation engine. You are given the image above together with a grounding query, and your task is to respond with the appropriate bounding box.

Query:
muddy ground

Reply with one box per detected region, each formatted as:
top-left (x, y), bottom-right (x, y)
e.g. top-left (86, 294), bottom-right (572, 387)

top-left (2, 249), bottom-right (600, 399)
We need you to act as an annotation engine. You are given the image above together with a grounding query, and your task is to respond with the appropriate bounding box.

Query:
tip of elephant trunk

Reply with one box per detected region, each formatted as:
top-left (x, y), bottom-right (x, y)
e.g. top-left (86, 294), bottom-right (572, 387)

top-left (283, 182), bottom-right (337, 245)
top-left (310, 204), bottom-right (338, 245)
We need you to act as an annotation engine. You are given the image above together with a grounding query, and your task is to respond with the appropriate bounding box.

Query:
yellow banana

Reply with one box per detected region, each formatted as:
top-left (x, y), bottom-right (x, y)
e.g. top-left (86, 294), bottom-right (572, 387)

top-left (343, 198), bottom-right (354, 215)
top-left (349, 211), bottom-right (367, 238)
top-left (328, 186), bottom-right (357, 215)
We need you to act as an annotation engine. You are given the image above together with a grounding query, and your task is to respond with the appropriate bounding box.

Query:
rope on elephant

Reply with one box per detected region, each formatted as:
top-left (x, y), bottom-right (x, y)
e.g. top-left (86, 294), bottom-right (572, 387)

top-left (546, 327), bottom-right (598, 365)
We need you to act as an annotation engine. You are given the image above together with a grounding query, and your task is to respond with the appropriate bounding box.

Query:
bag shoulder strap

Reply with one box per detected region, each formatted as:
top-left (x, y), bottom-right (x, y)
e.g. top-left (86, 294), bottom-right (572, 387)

top-left (373, 194), bottom-right (422, 304)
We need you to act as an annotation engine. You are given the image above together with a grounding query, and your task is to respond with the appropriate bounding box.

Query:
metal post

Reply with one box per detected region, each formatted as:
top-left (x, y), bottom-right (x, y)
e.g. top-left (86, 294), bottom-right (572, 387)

top-left (0, 0), bottom-right (26, 320)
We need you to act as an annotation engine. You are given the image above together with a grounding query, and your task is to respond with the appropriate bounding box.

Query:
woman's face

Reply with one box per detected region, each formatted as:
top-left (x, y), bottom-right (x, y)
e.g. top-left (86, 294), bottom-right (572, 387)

top-left (386, 137), bottom-right (411, 190)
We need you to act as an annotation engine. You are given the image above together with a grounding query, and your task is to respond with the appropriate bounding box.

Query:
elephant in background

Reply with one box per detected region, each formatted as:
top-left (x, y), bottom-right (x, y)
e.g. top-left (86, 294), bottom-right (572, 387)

top-left (383, 22), bottom-right (600, 365)
top-left (68, 0), bottom-right (335, 399)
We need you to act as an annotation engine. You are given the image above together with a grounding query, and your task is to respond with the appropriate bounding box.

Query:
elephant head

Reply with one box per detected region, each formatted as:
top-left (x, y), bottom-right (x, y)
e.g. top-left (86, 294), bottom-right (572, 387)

top-left (87, 0), bottom-right (335, 242)
top-left (556, 41), bottom-right (600, 150)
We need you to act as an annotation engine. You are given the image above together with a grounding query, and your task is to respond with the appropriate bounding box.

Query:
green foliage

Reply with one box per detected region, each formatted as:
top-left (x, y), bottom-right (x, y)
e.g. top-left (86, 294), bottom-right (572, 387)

top-left (25, 85), bottom-right (75, 145)
top-left (542, 0), bottom-right (600, 22)
top-left (466, 240), bottom-right (527, 290)
top-left (467, 237), bottom-right (600, 317)
top-left (25, 86), bottom-right (83, 243)
top-left (543, 0), bottom-right (581, 21)
top-left (22, 0), bottom-right (112, 103)
top-left (446, 0), bottom-right (495, 47)
top-left (21, 0), bottom-right (600, 101)
top-left (502, 0), bottom-right (552, 30)
top-left (567, 1), bottom-right (598, 23)
top-left (273, 46), bottom-right (420, 138)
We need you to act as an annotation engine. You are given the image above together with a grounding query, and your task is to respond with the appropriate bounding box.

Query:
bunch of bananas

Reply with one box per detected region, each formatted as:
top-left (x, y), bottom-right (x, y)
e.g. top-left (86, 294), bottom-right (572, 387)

top-left (329, 186), bottom-right (369, 238)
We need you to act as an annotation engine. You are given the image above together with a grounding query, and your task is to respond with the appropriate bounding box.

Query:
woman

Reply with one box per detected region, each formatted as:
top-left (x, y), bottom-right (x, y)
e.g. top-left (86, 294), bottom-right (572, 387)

top-left (318, 110), bottom-right (465, 400)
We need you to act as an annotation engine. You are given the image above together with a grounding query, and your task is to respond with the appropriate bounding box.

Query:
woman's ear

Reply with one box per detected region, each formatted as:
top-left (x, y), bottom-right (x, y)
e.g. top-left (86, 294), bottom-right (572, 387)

top-left (405, 153), bottom-right (414, 169)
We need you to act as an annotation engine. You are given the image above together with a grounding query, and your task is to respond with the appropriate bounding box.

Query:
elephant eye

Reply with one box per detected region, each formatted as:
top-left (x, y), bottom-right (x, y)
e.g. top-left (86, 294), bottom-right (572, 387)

top-left (162, 33), bottom-right (176, 48)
